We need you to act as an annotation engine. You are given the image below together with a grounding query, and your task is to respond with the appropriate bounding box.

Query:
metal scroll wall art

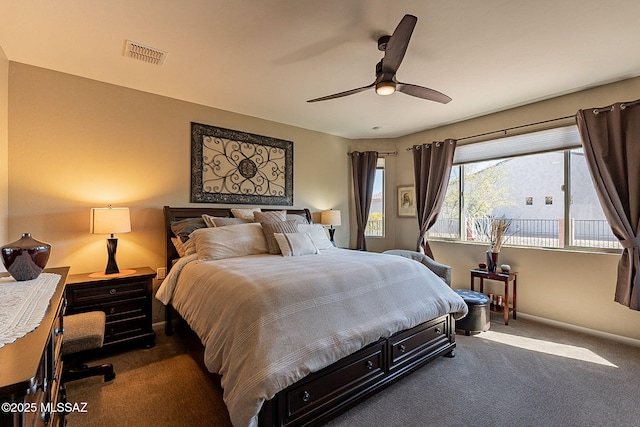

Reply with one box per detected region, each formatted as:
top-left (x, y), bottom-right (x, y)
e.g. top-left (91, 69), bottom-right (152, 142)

top-left (191, 122), bottom-right (293, 205)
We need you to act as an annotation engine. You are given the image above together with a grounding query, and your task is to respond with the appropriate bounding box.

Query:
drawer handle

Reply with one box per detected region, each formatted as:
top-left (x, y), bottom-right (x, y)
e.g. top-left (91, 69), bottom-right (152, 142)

top-left (109, 288), bottom-right (117, 295)
top-left (301, 390), bottom-right (311, 402)
top-left (109, 307), bottom-right (116, 314)
top-left (398, 344), bottom-right (406, 353)
top-left (435, 327), bottom-right (442, 334)
top-left (54, 327), bottom-right (64, 336)
top-left (365, 360), bottom-right (374, 370)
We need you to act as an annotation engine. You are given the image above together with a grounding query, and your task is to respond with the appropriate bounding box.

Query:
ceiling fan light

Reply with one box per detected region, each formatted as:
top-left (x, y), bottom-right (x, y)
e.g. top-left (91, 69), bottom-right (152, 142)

top-left (375, 81), bottom-right (396, 96)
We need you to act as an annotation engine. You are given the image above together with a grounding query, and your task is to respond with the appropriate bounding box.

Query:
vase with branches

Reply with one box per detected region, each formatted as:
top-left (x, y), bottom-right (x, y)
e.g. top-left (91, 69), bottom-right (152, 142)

top-left (479, 216), bottom-right (513, 272)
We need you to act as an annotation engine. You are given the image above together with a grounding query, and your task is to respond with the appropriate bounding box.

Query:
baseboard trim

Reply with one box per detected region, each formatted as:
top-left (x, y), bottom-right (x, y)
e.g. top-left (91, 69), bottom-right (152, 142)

top-left (518, 313), bottom-right (640, 348)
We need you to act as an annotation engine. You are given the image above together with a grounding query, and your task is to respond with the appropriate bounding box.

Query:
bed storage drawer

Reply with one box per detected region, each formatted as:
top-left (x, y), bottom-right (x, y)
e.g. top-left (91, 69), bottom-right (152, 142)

top-left (283, 340), bottom-right (386, 425)
top-left (388, 317), bottom-right (449, 374)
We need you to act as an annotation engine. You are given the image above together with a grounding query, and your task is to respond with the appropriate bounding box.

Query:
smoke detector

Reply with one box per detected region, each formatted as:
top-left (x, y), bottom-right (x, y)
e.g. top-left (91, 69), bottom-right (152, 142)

top-left (124, 40), bottom-right (168, 66)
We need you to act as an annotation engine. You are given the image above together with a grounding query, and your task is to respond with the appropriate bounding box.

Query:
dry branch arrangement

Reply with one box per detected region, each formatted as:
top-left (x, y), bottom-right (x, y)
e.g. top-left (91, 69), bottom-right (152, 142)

top-left (488, 217), bottom-right (512, 252)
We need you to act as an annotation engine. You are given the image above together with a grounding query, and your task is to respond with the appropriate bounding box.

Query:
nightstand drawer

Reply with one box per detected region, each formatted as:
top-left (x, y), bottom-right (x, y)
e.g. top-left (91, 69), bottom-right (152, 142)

top-left (104, 317), bottom-right (148, 343)
top-left (71, 297), bottom-right (147, 323)
top-left (68, 279), bottom-right (147, 305)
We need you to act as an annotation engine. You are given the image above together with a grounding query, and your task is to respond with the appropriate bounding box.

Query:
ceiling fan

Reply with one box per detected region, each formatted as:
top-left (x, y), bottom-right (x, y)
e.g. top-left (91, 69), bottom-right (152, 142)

top-left (307, 14), bottom-right (451, 104)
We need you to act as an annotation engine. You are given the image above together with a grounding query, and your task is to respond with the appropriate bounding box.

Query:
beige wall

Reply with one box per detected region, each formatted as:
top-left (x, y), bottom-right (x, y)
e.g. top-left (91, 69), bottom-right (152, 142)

top-left (0, 46), bottom-right (8, 270)
top-left (7, 61), bottom-right (640, 341)
top-left (384, 77), bottom-right (640, 342)
top-left (8, 63), bottom-right (351, 321)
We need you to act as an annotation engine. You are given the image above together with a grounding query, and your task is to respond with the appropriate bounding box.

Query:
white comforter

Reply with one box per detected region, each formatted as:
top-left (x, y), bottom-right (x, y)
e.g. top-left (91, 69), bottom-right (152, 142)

top-left (156, 249), bottom-right (467, 427)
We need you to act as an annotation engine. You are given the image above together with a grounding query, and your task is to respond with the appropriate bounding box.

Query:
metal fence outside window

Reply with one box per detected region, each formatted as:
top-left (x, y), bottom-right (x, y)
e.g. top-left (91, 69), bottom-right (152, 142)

top-left (429, 217), bottom-right (621, 249)
top-left (365, 219), bottom-right (383, 237)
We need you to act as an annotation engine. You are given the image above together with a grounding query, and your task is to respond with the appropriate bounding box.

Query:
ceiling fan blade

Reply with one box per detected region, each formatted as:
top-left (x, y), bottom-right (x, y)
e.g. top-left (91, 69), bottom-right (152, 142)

top-left (381, 14), bottom-right (417, 75)
top-left (397, 83), bottom-right (452, 104)
top-left (307, 83), bottom-right (375, 103)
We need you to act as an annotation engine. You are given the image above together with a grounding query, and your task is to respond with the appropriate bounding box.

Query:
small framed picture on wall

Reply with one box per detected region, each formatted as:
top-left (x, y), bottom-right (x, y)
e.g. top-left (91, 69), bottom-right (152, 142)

top-left (398, 185), bottom-right (417, 217)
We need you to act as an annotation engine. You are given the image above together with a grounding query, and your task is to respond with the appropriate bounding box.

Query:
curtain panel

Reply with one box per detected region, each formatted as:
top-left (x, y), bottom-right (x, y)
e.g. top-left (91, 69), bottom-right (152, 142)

top-left (576, 100), bottom-right (640, 310)
top-left (412, 140), bottom-right (456, 258)
top-left (350, 151), bottom-right (379, 251)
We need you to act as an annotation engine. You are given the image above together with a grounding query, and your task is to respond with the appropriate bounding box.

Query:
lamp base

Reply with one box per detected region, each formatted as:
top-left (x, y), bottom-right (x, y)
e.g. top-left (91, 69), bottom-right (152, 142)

top-left (328, 227), bottom-right (336, 247)
top-left (105, 237), bottom-right (120, 274)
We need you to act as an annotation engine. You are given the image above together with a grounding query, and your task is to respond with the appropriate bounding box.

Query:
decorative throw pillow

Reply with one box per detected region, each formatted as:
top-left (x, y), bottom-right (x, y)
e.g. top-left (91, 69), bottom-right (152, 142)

top-left (254, 210), bottom-right (286, 223)
top-left (171, 217), bottom-right (207, 242)
top-left (191, 223), bottom-right (268, 261)
top-left (297, 224), bottom-right (335, 251)
top-left (201, 214), bottom-right (219, 227)
top-left (261, 220), bottom-right (299, 254)
top-left (230, 207), bottom-right (261, 221)
top-left (273, 232), bottom-right (319, 257)
top-left (286, 214), bottom-right (309, 225)
top-left (171, 237), bottom-right (185, 257)
top-left (201, 214), bottom-right (249, 227)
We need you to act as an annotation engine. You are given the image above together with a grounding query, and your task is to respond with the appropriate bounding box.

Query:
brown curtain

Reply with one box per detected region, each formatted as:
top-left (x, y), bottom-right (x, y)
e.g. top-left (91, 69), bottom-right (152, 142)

top-left (577, 100), bottom-right (640, 310)
top-left (412, 140), bottom-right (456, 258)
top-left (350, 151), bottom-right (378, 251)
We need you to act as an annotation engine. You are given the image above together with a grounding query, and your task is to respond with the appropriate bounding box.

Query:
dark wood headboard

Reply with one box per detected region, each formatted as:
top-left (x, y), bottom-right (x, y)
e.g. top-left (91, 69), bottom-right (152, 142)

top-left (163, 206), bottom-right (312, 271)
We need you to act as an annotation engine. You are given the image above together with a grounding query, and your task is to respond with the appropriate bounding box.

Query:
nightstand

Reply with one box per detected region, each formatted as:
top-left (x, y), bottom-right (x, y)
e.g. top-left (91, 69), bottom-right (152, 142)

top-left (66, 267), bottom-right (156, 349)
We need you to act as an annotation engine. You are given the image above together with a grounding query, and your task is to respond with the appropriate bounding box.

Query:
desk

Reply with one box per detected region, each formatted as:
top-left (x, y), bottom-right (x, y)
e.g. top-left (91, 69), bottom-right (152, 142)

top-left (0, 267), bottom-right (69, 427)
top-left (470, 269), bottom-right (517, 325)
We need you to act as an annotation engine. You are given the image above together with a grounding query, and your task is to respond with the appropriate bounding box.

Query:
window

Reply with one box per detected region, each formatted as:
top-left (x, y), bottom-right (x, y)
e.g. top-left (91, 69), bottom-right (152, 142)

top-left (431, 126), bottom-right (620, 251)
top-left (365, 158), bottom-right (385, 237)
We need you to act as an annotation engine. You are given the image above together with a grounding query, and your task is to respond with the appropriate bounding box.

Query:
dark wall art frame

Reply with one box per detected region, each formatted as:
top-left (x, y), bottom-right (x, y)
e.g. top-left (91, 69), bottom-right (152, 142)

top-left (191, 122), bottom-right (293, 205)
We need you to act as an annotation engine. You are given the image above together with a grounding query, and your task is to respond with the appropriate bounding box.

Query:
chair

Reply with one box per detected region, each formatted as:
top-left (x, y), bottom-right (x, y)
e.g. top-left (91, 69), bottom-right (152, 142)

top-left (382, 249), bottom-right (452, 286)
top-left (62, 311), bottom-right (115, 382)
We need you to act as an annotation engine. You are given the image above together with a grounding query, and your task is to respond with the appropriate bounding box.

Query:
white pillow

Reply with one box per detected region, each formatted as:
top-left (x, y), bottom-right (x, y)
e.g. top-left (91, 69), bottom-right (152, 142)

top-left (231, 207), bottom-right (261, 221)
top-left (191, 223), bottom-right (268, 261)
top-left (297, 224), bottom-right (335, 251)
top-left (274, 232), bottom-right (319, 257)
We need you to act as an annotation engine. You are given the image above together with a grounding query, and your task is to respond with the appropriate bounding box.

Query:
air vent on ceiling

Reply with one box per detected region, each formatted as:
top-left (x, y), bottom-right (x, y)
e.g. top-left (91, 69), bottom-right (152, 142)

top-left (124, 40), bottom-right (167, 66)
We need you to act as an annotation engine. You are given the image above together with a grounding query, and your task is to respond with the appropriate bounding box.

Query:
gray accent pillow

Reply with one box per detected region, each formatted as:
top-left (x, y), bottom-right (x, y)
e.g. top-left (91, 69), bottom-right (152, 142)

top-left (261, 220), bottom-right (300, 254)
top-left (171, 218), bottom-right (207, 242)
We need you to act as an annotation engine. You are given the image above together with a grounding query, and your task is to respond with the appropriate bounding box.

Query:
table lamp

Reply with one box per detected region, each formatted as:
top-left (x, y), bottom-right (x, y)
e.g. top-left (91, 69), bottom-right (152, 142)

top-left (90, 206), bottom-right (131, 275)
top-left (320, 209), bottom-right (341, 246)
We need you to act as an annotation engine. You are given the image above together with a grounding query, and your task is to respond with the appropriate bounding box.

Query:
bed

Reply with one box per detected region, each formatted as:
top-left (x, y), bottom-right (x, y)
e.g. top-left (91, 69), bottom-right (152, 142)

top-left (157, 206), bottom-right (468, 427)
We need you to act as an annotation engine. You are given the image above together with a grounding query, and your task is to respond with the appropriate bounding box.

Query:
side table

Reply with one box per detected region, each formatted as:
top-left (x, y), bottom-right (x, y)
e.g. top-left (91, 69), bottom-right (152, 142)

top-left (470, 269), bottom-right (518, 325)
top-left (66, 267), bottom-right (157, 349)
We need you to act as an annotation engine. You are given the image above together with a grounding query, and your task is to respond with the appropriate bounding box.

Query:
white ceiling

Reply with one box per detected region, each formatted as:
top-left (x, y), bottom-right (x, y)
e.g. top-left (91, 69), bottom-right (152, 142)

top-left (1, 0), bottom-right (639, 139)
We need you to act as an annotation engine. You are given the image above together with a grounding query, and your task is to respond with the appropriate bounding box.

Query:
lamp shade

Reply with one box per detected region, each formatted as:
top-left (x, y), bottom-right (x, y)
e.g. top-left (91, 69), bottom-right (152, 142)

top-left (320, 210), bottom-right (341, 227)
top-left (91, 207), bottom-right (131, 235)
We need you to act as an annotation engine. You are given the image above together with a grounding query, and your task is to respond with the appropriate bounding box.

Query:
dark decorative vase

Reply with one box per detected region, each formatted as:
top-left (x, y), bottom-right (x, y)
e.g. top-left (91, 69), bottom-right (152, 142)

top-left (486, 251), bottom-right (499, 273)
top-left (1, 233), bottom-right (51, 281)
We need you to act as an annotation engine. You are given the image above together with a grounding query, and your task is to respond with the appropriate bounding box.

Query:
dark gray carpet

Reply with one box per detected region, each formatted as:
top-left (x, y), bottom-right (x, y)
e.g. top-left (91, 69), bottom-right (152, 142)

top-left (65, 317), bottom-right (640, 427)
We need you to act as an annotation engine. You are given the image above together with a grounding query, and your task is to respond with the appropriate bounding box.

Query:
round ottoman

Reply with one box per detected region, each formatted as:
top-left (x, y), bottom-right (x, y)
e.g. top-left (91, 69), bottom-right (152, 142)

top-left (454, 289), bottom-right (491, 336)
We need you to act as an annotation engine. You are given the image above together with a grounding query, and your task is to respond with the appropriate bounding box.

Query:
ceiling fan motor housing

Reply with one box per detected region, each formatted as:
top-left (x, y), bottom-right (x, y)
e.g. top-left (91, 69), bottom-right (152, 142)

top-left (377, 35), bottom-right (391, 51)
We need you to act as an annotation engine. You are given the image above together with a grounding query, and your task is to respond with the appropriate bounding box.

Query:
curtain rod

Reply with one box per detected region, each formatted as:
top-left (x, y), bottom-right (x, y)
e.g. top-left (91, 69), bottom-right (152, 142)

top-left (593, 98), bottom-right (640, 114)
top-left (456, 114), bottom-right (576, 142)
top-left (347, 150), bottom-right (397, 156)
top-left (404, 114), bottom-right (576, 151)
